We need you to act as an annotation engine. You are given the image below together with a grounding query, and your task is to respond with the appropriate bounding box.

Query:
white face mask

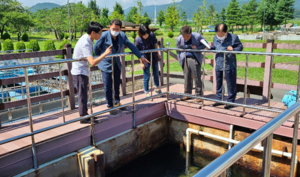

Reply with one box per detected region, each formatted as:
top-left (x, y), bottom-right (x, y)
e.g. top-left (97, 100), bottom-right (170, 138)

top-left (216, 34), bottom-right (226, 41)
top-left (111, 30), bottom-right (120, 37)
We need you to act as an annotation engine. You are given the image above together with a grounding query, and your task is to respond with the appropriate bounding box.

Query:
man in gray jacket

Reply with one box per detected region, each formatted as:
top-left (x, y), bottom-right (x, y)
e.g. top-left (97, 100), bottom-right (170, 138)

top-left (210, 23), bottom-right (243, 109)
top-left (176, 26), bottom-right (207, 102)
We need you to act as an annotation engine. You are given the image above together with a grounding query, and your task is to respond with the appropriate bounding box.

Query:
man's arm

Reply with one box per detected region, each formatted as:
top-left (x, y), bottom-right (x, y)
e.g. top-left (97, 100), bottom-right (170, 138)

top-left (195, 35), bottom-right (207, 50)
top-left (232, 36), bottom-right (243, 51)
top-left (86, 45), bottom-right (112, 67)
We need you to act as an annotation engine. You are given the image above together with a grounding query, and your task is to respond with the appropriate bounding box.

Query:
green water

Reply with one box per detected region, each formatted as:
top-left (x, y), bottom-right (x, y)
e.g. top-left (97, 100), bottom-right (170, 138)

top-left (107, 143), bottom-right (262, 177)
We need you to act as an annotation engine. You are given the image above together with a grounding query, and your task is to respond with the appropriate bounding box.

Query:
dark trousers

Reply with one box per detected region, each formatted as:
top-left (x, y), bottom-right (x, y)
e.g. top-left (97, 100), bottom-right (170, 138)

top-left (183, 57), bottom-right (203, 96)
top-left (216, 69), bottom-right (237, 102)
top-left (73, 75), bottom-right (89, 116)
top-left (102, 66), bottom-right (121, 108)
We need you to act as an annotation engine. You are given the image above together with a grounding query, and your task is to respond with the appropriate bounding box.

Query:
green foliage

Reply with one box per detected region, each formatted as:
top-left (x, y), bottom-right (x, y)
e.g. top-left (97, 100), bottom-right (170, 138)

top-left (27, 40), bottom-right (40, 52)
top-left (226, 0), bottom-right (240, 31)
top-left (59, 33), bottom-right (64, 40)
top-left (193, 0), bottom-right (209, 33)
top-left (64, 33), bottom-right (69, 39)
top-left (168, 31), bottom-right (174, 38)
top-left (126, 7), bottom-right (138, 23)
top-left (131, 32), bottom-right (137, 39)
top-left (257, 0), bottom-right (282, 30)
top-left (154, 30), bottom-right (163, 36)
top-left (0, 42), bottom-right (1, 51)
top-left (22, 33), bottom-right (29, 41)
top-left (165, 1), bottom-right (180, 32)
top-left (180, 11), bottom-right (188, 26)
top-left (99, 7), bottom-right (110, 27)
top-left (208, 4), bottom-right (216, 26)
top-left (2, 39), bottom-right (14, 51)
top-left (44, 40), bottom-right (56, 51)
top-left (275, 0), bottom-right (295, 26)
top-left (56, 40), bottom-right (71, 59)
top-left (113, 2), bottom-right (124, 15)
top-left (109, 2), bottom-right (124, 21)
top-left (88, 0), bottom-right (100, 16)
top-left (143, 12), bottom-right (151, 26)
top-left (157, 10), bottom-right (165, 27)
top-left (133, 0), bottom-right (147, 25)
top-left (2, 33), bottom-right (10, 40)
top-left (16, 41), bottom-right (26, 53)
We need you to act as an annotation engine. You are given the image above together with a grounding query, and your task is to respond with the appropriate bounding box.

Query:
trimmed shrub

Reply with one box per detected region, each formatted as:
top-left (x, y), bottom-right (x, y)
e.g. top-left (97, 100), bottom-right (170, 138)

top-left (22, 33), bottom-right (29, 42)
top-left (44, 40), bottom-right (56, 51)
top-left (168, 31), bottom-right (174, 38)
top-left (27, 39), bottom-right (40, 52)
top-left (154, 30), bottom-right (163, 36)
top-left (59, 33), bottom-right (64, 40)
top-left (57, 40), bottom-right (71, 58)
top-left (16, 41), bottom-right (26, 53)
top-left (64, 33), bottom-right (69, 40)
top-left (2, 39), bottom-right (14, 51)
top-left (131, 32), bottom-right (137, 39)
top-left (2, 33), bottom-right (10, 40)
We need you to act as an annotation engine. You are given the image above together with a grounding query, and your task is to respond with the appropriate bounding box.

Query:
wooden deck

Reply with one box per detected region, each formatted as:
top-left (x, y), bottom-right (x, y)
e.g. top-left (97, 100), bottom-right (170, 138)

top-left (0, 83), bottom-right (296, 176)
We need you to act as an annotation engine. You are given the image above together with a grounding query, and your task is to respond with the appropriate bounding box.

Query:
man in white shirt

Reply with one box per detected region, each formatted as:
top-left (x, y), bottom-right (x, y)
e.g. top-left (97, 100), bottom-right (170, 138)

top-left (71, 21), bottom-right (112, 123)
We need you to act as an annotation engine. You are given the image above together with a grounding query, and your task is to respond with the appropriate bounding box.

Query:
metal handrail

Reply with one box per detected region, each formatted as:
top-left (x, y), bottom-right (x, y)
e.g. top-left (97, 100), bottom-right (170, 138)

top-left (193, 102), bottom-right (300, 177)
top-left (1, 47), bottom-right (300, 174)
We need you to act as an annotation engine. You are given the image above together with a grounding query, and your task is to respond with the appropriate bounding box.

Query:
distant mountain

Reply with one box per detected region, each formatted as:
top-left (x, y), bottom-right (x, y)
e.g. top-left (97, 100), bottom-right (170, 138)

top-left (125, 0), bottom-right (300, 19)
top-left (30, 3), bottom-right (61, 13)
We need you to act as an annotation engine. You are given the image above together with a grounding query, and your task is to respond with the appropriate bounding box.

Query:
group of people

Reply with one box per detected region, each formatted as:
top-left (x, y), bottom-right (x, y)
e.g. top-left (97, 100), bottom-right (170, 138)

top-left (71, 19), bottom-right (243, 124)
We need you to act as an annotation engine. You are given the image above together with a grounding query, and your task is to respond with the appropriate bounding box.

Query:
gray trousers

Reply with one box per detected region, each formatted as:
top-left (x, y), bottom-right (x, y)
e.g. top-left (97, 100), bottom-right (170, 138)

top-left (183, 57), bottom-right (203, 96)
top-left (73, 75), bottom-right (89, 116)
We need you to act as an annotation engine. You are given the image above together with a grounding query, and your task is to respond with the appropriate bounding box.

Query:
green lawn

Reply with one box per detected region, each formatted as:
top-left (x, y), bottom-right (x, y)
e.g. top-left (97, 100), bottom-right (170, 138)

top-left (2, 32), bottom-right (300, 86)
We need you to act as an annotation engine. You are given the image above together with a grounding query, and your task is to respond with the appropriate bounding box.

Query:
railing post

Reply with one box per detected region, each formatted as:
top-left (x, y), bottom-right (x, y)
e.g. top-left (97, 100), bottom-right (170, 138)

top-left (120, 46), bottom-right (127, 96)
top-left (64, 44), bottom-right (75, 110)
top-left (159, 38), bottom-right (164, 86)
top-left (212, 54), bottom-right (217, 94)
top-left (262, 39), bottom-right (274, 101)
top-left (262, 133), bottom-right (273, 177)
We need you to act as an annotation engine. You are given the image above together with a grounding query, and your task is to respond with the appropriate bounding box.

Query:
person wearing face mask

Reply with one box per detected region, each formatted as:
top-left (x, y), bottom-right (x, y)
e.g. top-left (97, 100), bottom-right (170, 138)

top-left (71, 21), bottom-right (112, 123)
top-left (209, 23), bottom-right (243, 109)
top-left (176, 25), bottom-right (208, 102)
top-left (93, 19), bottom-right (149, 115)
top-left (134, 25), bottom-right (162, 98)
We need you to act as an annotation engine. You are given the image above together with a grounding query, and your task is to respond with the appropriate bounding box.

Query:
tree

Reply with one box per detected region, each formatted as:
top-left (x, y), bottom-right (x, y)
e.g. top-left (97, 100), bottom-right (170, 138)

top-left (113, 2), bottom-right (124, 16)
top-left (208, 4), bottom-right (216, 26)
top-left (100, 7), bottom-right (110, 27)
top-left (88, 0), bottom-right (100, 17)
top-left (257, 0), bottom-right (282, 31)
top-left (220, 8), bottom-right (226, 23)
top-left (239, 3), bottom-right (249, 33)
top-left (109, 2), bottom-right (124, 21)
top-left (143, 12), bottom-right (151, 26)
top-left (157, 10), bottom-right (165, 27)
top-left (180, 11), bottom-right (188, 26)
top-left (226, 0), bottom-right (241, 33)
top-left (246, 0), bottom-right (258, 33)
top-left (126, 7), bottom-right (138, 23)
top-left (9, 10), bottom-right (34, 41)
top-left (133, 0), bottom-right (148, 25)
top-left (165, 0), bottom-right (180, 32)
top-left (275, 0), bottom-right (295, 27)
top-left (193, 0), bottom-right (208, 34)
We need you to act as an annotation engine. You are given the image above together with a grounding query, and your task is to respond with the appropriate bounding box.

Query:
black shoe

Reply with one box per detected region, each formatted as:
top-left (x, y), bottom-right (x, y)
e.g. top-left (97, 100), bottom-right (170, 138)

top-left (224, 105), bottom-right (234, 109)
top-left (80, 118), bottom-right (91, 124)
top-left (212, 102), bottom-right (224, 107)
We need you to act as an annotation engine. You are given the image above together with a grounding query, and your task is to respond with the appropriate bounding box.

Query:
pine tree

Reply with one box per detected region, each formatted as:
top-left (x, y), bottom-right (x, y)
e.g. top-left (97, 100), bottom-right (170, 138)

top-left (208, 4), bottom-right (216, 26)
top-left (193, 0), bottom-right (208, 34)
top-left (180, 11), bottom-right (188, 25)
top-left (109, 2), bottom-right (124, 21)
top-left (114, 2), bottom-right (124, 15)
top-left (143, 12), bottom-right (151, 26)
top-left (100, 7), bottom-right (110, 27)
top-left (165, 0), bottom-right (180, 32)
top-left (220, 8), bottom-right (226, 23)
top-left (275, 0), bottom-right (295, 27)
top-left (226, 0), bottom-right (240, 33)
top-left (247, 0), bottom-right (258, 33)
top-left (126, 7), bottom-right (138, 23)
top-left (157, 10), bottom-right (165, 27)
top-left (88, 0), bottom-right (100, 16)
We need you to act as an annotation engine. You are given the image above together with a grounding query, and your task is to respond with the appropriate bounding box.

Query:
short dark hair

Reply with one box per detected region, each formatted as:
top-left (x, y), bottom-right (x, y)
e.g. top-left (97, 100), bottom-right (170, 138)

top-left (87, 21), bottom-right (103, 34)
top-left (138, 25), bottom-right (150, 38)
top-left (110, 19), bottom-right (122, 28)
top-left (215, 23), bottom-right (228, 33)
top-left (180, 26), bottom-right (192, 35)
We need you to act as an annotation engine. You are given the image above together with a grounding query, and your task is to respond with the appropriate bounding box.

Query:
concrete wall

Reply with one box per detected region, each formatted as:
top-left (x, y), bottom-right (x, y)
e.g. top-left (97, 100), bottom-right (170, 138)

top-left (96, 116), bottom-right (169, 174)
top-left (169, 118), bottom-right (300, 177)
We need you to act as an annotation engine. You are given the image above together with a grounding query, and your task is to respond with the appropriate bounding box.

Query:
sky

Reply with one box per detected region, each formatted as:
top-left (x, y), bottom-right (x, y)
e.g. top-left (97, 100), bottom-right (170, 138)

top-left (18, 0), bottom-right (175, 11)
